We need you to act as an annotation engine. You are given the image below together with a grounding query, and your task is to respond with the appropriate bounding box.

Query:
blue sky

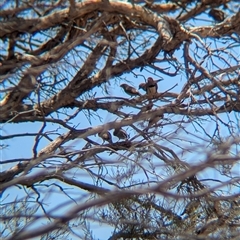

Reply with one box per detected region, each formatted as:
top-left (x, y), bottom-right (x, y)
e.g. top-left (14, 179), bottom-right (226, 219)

top-left (1, 1), bottom-right (240, 239)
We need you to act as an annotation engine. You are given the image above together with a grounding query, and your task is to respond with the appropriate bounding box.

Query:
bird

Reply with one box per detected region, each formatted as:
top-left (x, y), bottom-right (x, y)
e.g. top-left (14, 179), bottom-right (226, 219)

top-left (120, 83), bottom-right (141, 97)
top-left (139, 77), bottom-right (161, 96)
top-left (208, 9), bottom-right (225, 22)
top-left (98, 131), bottom-right (113, 144)
top-left (139, 83), bottom-right (147, 91)
top-left (113, 128), bottom-right (128, 140)
top-left (146, 77), bottom-right (159, 95)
